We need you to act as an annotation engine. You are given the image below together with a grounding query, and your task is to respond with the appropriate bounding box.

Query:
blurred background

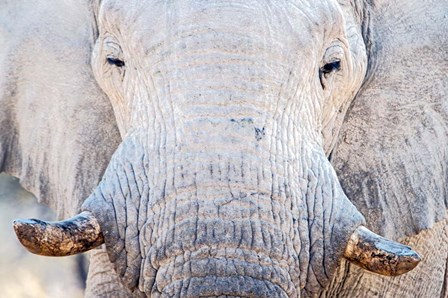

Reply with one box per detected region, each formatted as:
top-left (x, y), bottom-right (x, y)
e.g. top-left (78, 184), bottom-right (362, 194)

top-left (0, 173), bottom-right (87, 298)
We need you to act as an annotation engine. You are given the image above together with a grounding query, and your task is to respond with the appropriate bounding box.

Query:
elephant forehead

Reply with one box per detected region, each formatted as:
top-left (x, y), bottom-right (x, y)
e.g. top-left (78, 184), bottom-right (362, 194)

top-left (100, 0), bottom-right (345, 53)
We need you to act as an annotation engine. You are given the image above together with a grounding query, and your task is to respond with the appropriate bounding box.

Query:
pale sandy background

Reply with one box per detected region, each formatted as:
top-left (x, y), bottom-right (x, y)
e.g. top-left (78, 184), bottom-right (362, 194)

top-left (0, 173), bottom-right (86, 298)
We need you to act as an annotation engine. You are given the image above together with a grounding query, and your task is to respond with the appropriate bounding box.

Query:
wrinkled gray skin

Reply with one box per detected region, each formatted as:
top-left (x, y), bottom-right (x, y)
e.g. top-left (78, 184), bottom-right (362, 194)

top-left (0, 0), bottom-right (447, 297)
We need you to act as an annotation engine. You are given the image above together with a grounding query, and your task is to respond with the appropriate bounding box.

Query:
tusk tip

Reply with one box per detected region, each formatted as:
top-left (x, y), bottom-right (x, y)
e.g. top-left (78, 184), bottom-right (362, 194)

top-left (13, 218), bottom-right (47, 255)
top-left (344, 226), bottom-right (421, 276)
top-left (373, 239), bottom-right (421, 275)
top-left (12, 211), bottom-right (104, 257)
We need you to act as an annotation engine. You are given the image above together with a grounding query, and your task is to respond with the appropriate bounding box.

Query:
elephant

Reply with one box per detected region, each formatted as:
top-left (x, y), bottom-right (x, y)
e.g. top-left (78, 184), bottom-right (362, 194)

top-left (1, 0), bottom-right (447, 297)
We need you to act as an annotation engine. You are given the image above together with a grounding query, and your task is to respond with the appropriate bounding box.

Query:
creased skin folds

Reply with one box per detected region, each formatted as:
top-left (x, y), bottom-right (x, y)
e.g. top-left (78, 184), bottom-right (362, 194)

top-left (83, 128), bottom-right (365, 297)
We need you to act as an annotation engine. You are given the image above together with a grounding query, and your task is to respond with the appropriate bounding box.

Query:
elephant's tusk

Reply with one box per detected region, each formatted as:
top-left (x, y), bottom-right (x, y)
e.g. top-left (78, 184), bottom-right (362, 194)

top-left (344, 226), bottom-right (421, 276)
top-left (12, 211), bottom-right (104, 256)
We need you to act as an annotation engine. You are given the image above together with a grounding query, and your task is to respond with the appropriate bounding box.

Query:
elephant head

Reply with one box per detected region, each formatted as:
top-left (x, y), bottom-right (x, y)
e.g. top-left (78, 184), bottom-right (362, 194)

top-left (2, 0), bottom-right (446, 297)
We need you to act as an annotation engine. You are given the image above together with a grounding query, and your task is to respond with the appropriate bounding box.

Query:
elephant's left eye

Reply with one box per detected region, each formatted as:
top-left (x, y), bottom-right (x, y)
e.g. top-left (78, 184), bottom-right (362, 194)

top-left (319, 58), bottom-right (343, 90)
top-left (321, 60), bottom-right (341, 75)
top-left (320, 43), bottom-right (345, 89)
top-left (107, 57), bottom-right (125, 67)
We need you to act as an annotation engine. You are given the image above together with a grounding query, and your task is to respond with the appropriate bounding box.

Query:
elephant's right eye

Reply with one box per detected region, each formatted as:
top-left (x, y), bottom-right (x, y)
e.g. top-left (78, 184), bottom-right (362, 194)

top-left (107, 57), bottom-right (125, 67)
top-left (320, 43), bottom-right (346, 90)
top-left (321, 60), bottom-right (341, 75)
top-left (319, 59), bottom-right (342, 90)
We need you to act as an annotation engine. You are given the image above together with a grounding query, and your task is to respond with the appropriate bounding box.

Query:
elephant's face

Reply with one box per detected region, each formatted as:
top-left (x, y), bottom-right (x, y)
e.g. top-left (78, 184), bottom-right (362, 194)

top-left (92, 0), bottom-right (367, 149)
top-left (87, 1), bottom-right (367, 296)
top-left (11, 0), bottom-right (423, 297)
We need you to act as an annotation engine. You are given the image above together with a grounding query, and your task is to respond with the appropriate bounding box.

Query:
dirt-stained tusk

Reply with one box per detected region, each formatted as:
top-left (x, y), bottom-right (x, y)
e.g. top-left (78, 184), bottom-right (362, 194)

top-left (13, 211), bottom-right (104, 256)
top-left (344, 226), bottom-right (421, 276)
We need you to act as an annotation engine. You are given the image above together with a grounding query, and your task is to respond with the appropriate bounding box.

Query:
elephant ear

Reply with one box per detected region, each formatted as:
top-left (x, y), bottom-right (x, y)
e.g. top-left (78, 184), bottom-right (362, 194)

top-left (333, 0), bottom-right (448, 240)
top-left (0, 0), bottom-right (121, 218)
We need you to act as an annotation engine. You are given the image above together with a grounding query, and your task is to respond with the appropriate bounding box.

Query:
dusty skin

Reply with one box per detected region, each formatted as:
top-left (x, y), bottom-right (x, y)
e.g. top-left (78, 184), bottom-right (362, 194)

top-left (1, 0), bottom-right (447, 297)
